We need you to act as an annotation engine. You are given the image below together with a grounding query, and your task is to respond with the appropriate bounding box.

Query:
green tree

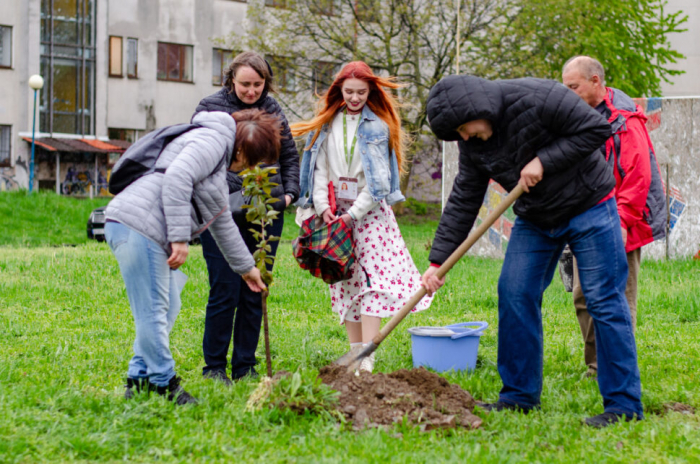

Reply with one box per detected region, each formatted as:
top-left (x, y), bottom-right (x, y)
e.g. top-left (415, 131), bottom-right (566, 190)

top-left (219, 0), bottom-right (686, 195)
top-left (241, 165), bottom-right (282, 377)
top-left (472, 0), bottom-right (687, 97)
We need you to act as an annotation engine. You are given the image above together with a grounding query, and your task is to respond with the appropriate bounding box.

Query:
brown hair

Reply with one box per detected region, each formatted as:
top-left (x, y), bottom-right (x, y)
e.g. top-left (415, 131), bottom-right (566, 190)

top-left (224, 51), bottom-right (276, 95)
top-left (231, 109), bottom-right (282, 167)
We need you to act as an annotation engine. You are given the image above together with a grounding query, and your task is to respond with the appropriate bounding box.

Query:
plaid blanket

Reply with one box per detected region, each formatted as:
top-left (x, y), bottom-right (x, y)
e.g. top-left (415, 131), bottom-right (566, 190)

top-left (292, 215), bottom-right (356, 284)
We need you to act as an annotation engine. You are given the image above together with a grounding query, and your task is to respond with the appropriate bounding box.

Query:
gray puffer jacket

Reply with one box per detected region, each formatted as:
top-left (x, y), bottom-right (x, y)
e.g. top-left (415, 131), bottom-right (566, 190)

top-left (105, 111), bottom-right (255, 275)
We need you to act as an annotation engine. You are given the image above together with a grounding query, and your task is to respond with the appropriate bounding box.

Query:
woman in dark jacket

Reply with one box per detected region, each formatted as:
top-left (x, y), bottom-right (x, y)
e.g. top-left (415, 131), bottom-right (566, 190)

top-left (421, 75), bottom-right (643, 428)
top-left (193, 51), bottom-right (300, 383)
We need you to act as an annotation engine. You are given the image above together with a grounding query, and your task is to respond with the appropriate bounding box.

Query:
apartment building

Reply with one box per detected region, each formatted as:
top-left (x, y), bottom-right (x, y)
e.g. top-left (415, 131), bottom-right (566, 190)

top-left (0, 0), bottom-right (251, 193)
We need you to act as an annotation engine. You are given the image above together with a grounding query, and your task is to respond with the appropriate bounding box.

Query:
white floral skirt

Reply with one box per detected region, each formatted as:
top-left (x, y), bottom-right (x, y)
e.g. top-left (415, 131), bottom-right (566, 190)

top-left (330, 200), bottom-right (433, 323)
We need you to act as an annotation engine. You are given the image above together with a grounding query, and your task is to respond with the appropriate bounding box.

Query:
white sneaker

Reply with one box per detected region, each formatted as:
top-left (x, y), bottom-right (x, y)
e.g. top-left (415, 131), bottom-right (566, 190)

top-left (359, 352), bottom-right (375, 373)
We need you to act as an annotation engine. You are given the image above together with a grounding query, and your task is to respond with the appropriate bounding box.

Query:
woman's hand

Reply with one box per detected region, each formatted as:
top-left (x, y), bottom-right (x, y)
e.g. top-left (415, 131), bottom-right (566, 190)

top-left (340, 213), bottom-right (353, 226)
top-left (322, 208), bottom-right (337, 224)
top-left (242, 267), bottom-right (267, 293)
top-left (167, 242), bottom-right (189, 269)
top-left (421, 266), bottom-right (445, 296)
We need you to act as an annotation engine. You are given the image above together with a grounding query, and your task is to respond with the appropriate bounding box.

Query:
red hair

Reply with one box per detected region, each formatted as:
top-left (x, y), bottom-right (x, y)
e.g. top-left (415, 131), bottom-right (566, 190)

top-left (291, 61), bottom-right (406, 172)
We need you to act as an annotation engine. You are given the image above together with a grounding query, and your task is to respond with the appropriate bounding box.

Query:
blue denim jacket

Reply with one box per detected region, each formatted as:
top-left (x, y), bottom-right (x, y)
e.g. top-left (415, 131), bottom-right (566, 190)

top-left (295, 105), bottom-right (405, 209)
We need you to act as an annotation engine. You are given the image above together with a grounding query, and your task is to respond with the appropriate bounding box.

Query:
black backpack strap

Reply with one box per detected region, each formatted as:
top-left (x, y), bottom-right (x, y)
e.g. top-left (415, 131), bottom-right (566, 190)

top-left (191, 198), bottom-right (204, 224)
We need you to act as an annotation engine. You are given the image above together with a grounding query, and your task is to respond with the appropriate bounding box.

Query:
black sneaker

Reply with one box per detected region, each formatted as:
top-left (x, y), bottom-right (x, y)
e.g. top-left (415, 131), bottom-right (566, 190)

top-left (203, 369), bottom-right (233, 386)
top-left (124, 377), bottom-right (152, 400)
top-left (232, 368), bottom-right (259, 382)
top-left (584, 412), bottom-right (639, 428)
top-left (477, 401), bottom-right (534, 414)
top-left (155, 376), bottom-right (198, 405)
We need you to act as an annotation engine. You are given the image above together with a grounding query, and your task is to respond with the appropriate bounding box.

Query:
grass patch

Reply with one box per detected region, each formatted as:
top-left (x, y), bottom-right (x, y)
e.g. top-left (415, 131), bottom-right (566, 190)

top-left (1, 198), bottom-right (700, 462)
top-left (0, 191), bottom-right (110, 247)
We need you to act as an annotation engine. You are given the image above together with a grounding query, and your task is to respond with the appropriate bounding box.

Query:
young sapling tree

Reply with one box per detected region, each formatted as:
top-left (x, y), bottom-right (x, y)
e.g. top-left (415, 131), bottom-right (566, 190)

top-left (241, 165), bottom-right (282, 377)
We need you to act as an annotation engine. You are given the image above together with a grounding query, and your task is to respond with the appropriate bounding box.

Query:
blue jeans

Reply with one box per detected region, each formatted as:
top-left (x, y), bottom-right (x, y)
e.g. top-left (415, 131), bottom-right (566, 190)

top-left (105, 222), bottom-right (188, 387)
top-left (200, 213), bottom-right (284, 378)
top-left (497, 198), bottom-right (643, 417)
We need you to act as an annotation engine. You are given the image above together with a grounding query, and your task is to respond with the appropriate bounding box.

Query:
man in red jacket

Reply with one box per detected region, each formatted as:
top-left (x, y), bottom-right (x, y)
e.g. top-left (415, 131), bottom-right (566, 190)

top-left (562, 56), bottom-right (667, 378)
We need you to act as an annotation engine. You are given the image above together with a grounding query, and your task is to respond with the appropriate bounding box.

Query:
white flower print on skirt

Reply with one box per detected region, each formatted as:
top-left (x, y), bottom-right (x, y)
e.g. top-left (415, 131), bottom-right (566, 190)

top-left (330, 200), bottom-right (433, 323)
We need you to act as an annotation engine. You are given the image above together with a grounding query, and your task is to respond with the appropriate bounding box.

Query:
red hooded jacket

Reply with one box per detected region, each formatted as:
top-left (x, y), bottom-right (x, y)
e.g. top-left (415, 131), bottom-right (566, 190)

top-left (603, 88), bottom-right (666, 252)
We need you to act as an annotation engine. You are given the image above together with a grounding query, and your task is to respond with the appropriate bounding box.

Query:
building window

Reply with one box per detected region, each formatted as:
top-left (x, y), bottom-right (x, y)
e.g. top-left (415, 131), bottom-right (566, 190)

top-left (109, 36), bottom-right (122, 77)
top-left (109, 128), bottom-right (137, 143)
top-left (157, 42), bottom-right (193, 83)
top-left (267, 55), bottom-right (295, 92)
top-left (0, 125), bottom-right (10, 167)
top-left (212, 48), bottom-right (233, 86)
top-left (313, 60), bottom-right (337, 93)
top-left (0, 25), bottom-right (12, 68)
top-left (40, 0), bottom-right (97, 135)
top-left (126, 38), bottom-right (138, 78)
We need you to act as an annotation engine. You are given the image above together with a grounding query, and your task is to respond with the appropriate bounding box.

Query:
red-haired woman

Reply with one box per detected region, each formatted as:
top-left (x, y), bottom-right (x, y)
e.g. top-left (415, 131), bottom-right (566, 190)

top-left (292, 61), bottom-right (432, 372)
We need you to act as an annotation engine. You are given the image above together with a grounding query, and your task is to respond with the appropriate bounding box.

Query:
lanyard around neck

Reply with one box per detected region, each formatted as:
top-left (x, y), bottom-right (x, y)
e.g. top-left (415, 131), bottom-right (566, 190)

top-left (343, 108), bottom-right (360, 169)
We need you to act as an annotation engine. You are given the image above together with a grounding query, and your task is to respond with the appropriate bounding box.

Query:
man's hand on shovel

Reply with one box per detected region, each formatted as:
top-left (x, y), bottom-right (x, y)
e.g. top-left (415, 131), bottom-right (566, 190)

top-left (518, 157), bottom-right (543, 193)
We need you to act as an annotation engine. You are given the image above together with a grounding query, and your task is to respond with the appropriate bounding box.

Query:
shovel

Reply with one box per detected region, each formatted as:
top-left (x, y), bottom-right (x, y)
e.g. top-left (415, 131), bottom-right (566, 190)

top-left (334, 183), bottom-right (525, 372)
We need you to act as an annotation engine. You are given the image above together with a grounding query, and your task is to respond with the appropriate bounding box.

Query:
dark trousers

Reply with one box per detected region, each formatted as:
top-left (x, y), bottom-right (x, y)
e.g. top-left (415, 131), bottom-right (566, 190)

top-left (200, 214), bottom-right (284, 378)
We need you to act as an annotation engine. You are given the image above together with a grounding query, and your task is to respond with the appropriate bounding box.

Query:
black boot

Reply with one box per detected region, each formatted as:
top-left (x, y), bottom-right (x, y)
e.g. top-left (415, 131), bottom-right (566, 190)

top-left (155, 376), bottom-right (198, 405)
top-left (584, 412), bottom-right (639, 428)
top-left (476, 401), bottom-right (536, 414)
top-left (124, 377), bottom-right (152, 400)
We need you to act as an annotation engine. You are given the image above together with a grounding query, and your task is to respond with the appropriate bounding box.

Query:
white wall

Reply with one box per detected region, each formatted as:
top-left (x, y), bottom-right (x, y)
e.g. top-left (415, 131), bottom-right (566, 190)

top-left (660, 0), bottom-right (700, 97)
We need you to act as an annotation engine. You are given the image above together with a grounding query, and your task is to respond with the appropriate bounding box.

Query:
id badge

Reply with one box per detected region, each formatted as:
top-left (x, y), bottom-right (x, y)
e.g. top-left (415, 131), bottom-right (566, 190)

top-left (337, 177), bottom-right (358, 200)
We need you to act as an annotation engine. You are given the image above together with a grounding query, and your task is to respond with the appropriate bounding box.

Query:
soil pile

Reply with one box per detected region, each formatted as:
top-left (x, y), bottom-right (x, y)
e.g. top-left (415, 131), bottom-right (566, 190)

top-left (663, 402), bottom-right (696, 415)
top-left (319, 365), bottom-right (482, 430)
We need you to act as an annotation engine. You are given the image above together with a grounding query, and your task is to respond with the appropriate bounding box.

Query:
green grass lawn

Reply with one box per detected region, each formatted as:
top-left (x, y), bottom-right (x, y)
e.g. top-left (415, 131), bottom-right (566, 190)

top-left (0, 191), bottom-right (110, 247)
top-left (1, 192), bottom-right (699, 462)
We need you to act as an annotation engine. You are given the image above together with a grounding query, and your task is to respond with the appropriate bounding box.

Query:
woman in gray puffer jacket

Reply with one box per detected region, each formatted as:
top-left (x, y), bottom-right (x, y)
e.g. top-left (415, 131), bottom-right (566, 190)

top-left (105, 110), bottom-right (281, 404)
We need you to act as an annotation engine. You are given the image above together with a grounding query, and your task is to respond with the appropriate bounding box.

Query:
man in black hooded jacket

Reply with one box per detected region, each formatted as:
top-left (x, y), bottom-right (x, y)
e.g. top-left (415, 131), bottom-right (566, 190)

top-left (421, 75), bottom-right (643, 428)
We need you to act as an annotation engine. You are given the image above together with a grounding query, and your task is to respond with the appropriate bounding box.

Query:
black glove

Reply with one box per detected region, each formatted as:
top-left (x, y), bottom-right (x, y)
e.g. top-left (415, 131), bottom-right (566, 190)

top-left (271, 195), bottom-right (287, 213)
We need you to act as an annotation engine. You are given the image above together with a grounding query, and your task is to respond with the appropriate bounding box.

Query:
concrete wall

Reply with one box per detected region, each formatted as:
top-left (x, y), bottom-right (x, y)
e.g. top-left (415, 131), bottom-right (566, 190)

top-left (660, 0), bottom-right (700, 97)
top-left (441, 97), bottom-right (700, 261)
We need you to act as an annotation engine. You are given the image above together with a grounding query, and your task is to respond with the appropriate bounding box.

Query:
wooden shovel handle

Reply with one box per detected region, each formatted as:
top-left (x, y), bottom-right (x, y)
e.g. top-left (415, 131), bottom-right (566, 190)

top-left (372, 183), bottom-right (525, 346)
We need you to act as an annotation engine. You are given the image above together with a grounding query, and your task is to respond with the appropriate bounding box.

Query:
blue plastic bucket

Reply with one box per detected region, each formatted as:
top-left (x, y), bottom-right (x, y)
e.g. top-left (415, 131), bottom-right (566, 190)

top-left (408, 322), bottom-right (488, 372)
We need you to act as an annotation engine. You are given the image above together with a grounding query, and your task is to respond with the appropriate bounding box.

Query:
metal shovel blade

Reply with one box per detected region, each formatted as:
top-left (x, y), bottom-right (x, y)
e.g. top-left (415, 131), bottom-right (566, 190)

top-left (334, 342), bottom-right (378, 371)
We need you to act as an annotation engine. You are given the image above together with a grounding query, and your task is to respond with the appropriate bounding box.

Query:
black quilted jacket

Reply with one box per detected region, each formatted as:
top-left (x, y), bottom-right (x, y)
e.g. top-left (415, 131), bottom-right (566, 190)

top-left (193, 87), bottom-right (301, 202)
top-left (427, 75), bottom-right (614, 265)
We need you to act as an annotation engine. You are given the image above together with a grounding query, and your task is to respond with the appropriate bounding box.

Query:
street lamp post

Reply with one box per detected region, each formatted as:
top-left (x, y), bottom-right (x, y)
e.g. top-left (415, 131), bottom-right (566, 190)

top-left (28, 74), bottom-right (44, 194)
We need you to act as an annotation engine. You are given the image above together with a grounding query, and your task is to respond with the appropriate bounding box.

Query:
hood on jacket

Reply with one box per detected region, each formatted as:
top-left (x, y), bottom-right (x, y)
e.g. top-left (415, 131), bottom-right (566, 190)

top-left (191, 110), bottom-right (237, 166)
top-left (605, 87), bottom-right (648, 132)
top-left (427, 75), bottom-right (504, 141)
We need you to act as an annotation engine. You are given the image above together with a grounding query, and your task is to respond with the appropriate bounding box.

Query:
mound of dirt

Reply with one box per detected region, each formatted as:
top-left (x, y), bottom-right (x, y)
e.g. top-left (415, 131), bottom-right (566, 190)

top-left (319, 365), bottom-right (482, 430)
top-left (663, 402), bottom-right (696, 415)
